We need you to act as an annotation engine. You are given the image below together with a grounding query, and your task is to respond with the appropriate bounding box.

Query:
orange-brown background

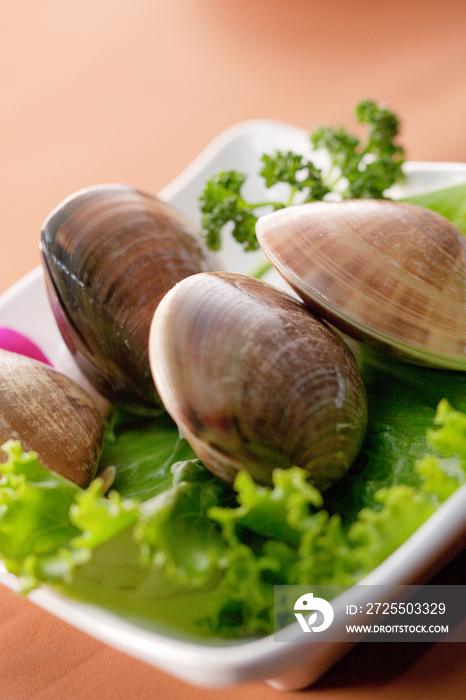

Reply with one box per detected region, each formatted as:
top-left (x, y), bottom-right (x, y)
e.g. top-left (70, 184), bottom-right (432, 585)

top-left (1, 1), bottom-right (466, 698)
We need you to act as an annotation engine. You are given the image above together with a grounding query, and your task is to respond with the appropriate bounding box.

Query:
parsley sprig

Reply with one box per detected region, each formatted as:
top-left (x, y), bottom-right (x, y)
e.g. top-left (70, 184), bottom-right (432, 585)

top-left (199, 99), bottom-right (405, 252)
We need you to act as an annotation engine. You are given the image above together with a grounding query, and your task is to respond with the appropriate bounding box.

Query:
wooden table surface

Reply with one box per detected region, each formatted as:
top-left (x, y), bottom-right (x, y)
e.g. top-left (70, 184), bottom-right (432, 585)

top-left (1, 1), bottom-right (466, 698)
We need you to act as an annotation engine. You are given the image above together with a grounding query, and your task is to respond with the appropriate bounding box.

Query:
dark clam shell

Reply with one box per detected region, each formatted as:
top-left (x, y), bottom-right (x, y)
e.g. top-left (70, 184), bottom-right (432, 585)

top-left (40, 184), bottom-right (211, 411)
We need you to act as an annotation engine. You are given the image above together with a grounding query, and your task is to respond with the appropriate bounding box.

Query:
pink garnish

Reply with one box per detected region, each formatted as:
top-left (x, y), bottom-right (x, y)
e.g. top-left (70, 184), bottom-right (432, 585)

top-left (0, 327), bottom-right (52, 365)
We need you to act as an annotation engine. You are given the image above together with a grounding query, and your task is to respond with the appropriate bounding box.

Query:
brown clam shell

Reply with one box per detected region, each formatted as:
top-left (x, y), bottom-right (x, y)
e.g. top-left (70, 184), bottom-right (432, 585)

top-left (0, 349), bottom-right (103, 487)
top-left (40, 184), bottom-right (211, 411)
top-left (256, 199), bottom-right (466, 369)
top-left (149, 271), bottom-right (367, 490)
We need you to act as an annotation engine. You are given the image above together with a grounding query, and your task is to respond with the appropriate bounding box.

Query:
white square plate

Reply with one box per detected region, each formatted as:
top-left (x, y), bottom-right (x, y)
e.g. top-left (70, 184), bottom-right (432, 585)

top-left (1, 120), bottom-right (466, 691)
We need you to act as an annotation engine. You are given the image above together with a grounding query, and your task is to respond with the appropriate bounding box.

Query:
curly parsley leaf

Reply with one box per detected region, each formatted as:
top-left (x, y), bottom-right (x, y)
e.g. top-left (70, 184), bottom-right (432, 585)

top-left (310, 125), bottom-right (360, 172)
top-left (260, 151), bottom-right (331, 203)
top-left (199, 99), bottom-right (405, 252)
top-left (199, 171), bottom-right (260, 251)
top-left (311, 99), bottom-right (405, 199)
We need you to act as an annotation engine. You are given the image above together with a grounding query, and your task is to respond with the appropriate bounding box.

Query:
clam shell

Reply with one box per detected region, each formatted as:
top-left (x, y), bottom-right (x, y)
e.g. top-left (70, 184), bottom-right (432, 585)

top-left (256, 199), bottom-right (466, 369)
top-left (0, 349), bottom-right (103, 487)
top-left (40, 184), bottom-right (211, 411)
top-left (149, 272), bottom-right (367, 490)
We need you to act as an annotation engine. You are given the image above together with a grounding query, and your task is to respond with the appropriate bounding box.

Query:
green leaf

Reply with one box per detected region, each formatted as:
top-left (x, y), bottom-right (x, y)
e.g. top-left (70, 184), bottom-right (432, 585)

top-left (259, 151), bottom-right (330, 202)
top-left (427, 398), bottom-right (466, 462)
top-left (2, 379), bottom-right (466, 640)
top-left (348, 485), bottom-right (435, 571)
top-left (0, 441), bottom-right (84, 588)
top-left (355, 99), bottom-right (403, 156)
top-left (199, 98), bottom-right (406, 253)
top-left (136, 459), bottom-right (232, 587)
top-left (208, 468), bottom-right (322, 547)
top-left (323, 347), bottom-right (466, 524)
top-left (260, 150), bottom-right (307, 188)
top-left (416, 456), bottom-right (464, 503)
top-left (311, 125), bottom-right (360, 170)
top-left (199, 171), bottom-right (260, 251)
top-left (402, 182), bottom-right (466, 235)
top-left (98, 411), bottom-right (197, 501)
top-left (70, 482), bottom-right (139, 549)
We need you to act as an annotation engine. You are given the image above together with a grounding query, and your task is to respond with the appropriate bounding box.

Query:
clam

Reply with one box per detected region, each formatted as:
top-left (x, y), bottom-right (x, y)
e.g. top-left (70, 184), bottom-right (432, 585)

top-left (256, 199), bottom-right (466, 369)
top-left (149, 271), bottom-right (367, 490)
top-left (40, 184), bottom-right (212, 412)
top-left (0, 349), bottom-right (103, 486)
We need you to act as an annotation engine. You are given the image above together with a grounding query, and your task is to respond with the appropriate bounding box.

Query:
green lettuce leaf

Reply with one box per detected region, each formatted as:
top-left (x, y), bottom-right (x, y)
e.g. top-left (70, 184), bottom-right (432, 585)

top-left (323, 347), bottom-right (466, 522)
top-left (135, 459), bottom-right (232, 587)
top-left (98, 411), bottom-right (197, 501)
top-left (0, 441), bottom-right (141, 591)
top-left (402, 181), bottom-right (466, 234)
top-left (1, 368), bottom-right (466, 639)
top-left (0, 441), bottom-right (88, 590)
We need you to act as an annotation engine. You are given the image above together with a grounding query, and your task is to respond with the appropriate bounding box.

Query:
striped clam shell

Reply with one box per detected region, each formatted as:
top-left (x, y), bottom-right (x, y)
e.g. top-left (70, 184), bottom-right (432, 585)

top-left (149, 271), bottom-right (367, 490)
top-left (256, 199), bottom-right (466, 369)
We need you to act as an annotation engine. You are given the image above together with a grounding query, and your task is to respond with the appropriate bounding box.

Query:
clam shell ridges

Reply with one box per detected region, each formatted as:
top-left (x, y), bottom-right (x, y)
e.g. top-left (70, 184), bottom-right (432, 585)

top-left (40, 185), bottom-right (211, 408)
top-left (0, 349), bottom-right (103, 486)
top-left (150, 272), bottom-right (367, 490)
top-left (256, 200), bottom-right (466, 368)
